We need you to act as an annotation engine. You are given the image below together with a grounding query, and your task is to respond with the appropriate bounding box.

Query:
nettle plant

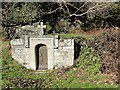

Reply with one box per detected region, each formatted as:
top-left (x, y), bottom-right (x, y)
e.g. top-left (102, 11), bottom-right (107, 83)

top-left (76, 46), bottom-right (100, 75)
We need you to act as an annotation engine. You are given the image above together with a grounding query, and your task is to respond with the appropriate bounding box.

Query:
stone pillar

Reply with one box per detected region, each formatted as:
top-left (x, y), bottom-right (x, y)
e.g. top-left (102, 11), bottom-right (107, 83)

top-left (24, 35), bottom-right (29, 48)
top-left (54, 35), bottom-right (59, 48)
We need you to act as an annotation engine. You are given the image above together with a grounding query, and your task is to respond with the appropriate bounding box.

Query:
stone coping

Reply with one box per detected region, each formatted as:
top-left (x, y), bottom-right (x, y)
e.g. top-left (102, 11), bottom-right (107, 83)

top-left (24, 35), bottom-right (58, 38)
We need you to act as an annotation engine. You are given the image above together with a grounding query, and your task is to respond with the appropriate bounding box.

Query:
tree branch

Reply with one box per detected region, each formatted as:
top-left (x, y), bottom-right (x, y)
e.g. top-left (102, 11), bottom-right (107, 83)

top-left (67, 3), bottom-right (79, 10)
top-left (39, 7), bottom-right (61, 15)
top-left (70, 3), bottom-right (111, 17)
top-left (62, 0), bottom-right (70, 15)
top-left (74, 2), bottom-right (87, 14)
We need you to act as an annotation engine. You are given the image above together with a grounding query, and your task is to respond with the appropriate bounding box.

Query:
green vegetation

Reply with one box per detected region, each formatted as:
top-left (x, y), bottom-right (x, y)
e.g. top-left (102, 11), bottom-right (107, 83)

top-left (76, 46), bottom-right (100, 75)
top-left (2, 2), bottom-right (120, 40)
top-left (1, 2), bottom-right (119, 89)
top-left (57, 33), bottom-right (92, 40)
top-left (2, 2), bottom-right (120, 28)
top-left (1, 39), bottom-right (118, 89)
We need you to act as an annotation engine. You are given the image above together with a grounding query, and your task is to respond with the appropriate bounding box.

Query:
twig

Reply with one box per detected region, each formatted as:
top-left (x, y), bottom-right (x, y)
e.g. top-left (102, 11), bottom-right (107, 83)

top-left (62, 0), bottom-right (70, 15)
top-left (39, 7), bottom-right (61, 15)
top-left (70, 3), bottom-right (110, 17)
top-left (74, 2), bottom-right (87, 14)
top-left (67, 3), bottom-right (79, 10)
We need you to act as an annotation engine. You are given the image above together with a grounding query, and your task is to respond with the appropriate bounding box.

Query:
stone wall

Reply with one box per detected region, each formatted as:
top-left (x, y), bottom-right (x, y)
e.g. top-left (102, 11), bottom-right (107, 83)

top-left (53, 39), bottom-right (74, 68)
top-left (10, 39), bottom-right (30, 68)
top-left (11, 35), bottom-right (74, 70)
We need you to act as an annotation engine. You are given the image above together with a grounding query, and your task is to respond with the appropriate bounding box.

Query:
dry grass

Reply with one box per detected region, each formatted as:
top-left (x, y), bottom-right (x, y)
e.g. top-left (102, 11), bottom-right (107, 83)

top-left (71, 28), bottom-right (120, 37)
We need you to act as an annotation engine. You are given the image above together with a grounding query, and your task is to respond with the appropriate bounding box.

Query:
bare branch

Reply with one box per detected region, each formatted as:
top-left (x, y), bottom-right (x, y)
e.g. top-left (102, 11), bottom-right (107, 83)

top-left (62, 0), bottom-right (70, 15)
top-left (39, 7), bottom-right (61, 15)
top-left (2, 2), bottom-right (18, 14)
top-left (70, 3), bottom-right (111, 17)
top-left (74, 2), bottom-right (87, 14)
top-left (70, 5), bottom-right (97, 17)
top-left (67, 3), bottom-right (79, 10)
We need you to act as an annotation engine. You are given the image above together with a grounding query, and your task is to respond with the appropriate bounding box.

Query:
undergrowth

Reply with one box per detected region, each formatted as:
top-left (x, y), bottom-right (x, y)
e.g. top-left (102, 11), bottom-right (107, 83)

top-left (76, 46), bottom-right (100, 75)
top-left (1, 37), bottom-right (119, 89)
top-left (85, 31), bottom-right (120, 84)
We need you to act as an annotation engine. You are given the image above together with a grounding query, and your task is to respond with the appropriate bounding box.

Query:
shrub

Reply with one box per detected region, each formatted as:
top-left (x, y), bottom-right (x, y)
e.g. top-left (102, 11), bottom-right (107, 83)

top-left (76, 46), bottom-right (100, 75)
top-left (85, 31), bottom-right (120, 84)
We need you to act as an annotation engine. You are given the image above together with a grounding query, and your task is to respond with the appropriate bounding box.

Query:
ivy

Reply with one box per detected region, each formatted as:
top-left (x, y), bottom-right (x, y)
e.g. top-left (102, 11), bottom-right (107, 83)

top-left (76, 46), bottom-right (100, 75)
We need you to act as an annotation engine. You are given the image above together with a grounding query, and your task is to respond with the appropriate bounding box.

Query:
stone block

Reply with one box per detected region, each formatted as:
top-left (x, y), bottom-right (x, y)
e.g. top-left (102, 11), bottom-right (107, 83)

top-left (11, 39), bottom-right (23, 45)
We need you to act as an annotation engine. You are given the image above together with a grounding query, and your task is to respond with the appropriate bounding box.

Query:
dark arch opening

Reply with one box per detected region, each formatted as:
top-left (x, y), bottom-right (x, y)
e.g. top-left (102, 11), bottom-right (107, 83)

top-left (35, 44), bottom-right (48, 70)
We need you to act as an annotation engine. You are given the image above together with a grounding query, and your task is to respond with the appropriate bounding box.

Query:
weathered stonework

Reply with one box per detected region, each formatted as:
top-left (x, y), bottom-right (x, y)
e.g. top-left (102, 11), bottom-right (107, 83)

top-left (11, 35), bottom-right (74, 70)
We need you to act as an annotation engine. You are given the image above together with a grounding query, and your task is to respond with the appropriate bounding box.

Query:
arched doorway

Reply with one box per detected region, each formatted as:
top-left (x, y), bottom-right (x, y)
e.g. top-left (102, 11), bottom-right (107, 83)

top-left (35, 44), bottom-right (48, 70)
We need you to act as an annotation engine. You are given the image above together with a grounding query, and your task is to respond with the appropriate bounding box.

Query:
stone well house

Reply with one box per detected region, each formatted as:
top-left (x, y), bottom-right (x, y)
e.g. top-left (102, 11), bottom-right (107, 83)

top-left (10, 22), bottom-right (74, 70)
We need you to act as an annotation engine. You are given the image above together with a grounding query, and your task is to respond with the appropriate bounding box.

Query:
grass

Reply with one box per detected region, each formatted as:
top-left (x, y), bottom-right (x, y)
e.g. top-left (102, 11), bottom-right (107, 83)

top-left (52, 29), bottom-right (108, 40)
top-left (55, 33), bottom-right (93, 40)
top-left (1, 37), bottom-right (119, 89)
top-left (43, 68), bottom-right (118, 88)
